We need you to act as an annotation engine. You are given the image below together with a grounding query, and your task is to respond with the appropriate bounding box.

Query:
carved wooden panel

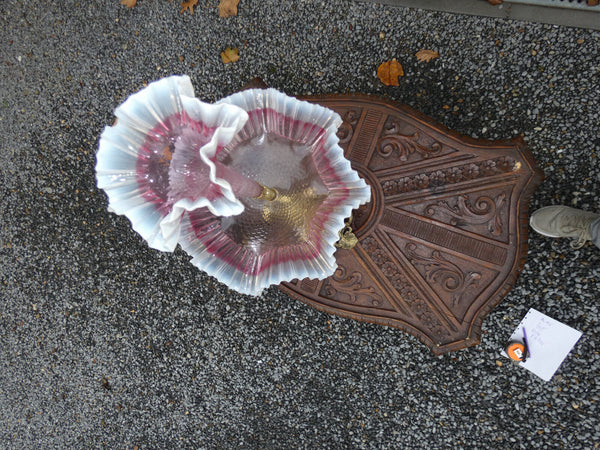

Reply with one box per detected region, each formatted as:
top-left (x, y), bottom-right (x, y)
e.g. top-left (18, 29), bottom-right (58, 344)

top-left (279, 94), bottom-right (544, 355)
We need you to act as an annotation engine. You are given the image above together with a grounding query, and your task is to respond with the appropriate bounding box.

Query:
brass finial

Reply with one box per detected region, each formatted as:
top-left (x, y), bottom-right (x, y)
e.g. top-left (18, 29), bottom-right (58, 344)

top-left (254, 184), bottom-right (278, 201)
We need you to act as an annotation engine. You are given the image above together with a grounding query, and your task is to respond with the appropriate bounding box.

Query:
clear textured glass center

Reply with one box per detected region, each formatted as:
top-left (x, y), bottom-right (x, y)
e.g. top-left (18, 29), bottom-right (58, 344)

top-left (219, 132), bottom-right (329, 253)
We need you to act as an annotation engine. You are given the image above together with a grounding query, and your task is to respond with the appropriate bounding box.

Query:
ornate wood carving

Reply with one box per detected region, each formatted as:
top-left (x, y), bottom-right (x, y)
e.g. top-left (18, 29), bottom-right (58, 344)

top-left (279, 94), bottom-right (543, 354)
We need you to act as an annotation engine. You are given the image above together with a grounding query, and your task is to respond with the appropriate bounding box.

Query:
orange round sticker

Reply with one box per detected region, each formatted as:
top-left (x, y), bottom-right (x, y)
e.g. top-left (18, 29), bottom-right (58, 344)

top-left (506, 341), bottom-right (527, 361)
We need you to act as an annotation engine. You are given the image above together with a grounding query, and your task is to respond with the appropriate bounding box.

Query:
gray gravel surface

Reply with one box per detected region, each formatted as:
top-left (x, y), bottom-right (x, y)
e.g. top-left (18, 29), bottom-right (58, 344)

top-left (1, 0), bottom-right (599, 448)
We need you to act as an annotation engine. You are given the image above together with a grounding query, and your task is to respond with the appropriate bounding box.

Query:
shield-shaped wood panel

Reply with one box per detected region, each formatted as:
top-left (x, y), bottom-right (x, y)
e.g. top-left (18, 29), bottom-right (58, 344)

top-left (279, 94), bottom-right (544, 355)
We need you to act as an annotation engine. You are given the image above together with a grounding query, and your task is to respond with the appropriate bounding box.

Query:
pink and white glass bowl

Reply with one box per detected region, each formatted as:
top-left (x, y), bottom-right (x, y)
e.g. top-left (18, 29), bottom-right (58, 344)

top-left (96, 76), bottom-right (371, 296)
top-left (96, 75), bottom-right (250, 252)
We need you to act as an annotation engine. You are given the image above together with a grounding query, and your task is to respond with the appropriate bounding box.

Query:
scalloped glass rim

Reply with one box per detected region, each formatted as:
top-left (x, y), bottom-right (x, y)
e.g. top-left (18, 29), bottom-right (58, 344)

top-left (96, 75), bottom-right (249, 252)
top-left (174, 88), bottom-right (372, 296)
top-left (97, 79), bottom-right (371, 296)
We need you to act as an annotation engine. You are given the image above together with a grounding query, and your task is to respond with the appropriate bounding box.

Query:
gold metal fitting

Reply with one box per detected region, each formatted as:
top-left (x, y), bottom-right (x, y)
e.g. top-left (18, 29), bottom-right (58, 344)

top-left (255, 184), bottom-right (278, 201)
top-left (335, 215), bottom-right (358, 250)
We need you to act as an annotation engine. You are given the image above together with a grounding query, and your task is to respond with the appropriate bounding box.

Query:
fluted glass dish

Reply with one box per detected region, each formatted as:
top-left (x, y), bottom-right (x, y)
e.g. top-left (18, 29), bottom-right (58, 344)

top-left (96, 75), bottom-right (250, 252)
top-left (96, 78), bottom-right (371, 296)
top-left (178, 88), bottom-right (371, 295)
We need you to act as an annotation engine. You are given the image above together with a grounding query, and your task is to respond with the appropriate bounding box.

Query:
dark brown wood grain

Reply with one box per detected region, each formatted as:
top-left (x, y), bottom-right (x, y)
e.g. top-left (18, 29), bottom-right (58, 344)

top-left (278, 93), bottom-right (544, 355)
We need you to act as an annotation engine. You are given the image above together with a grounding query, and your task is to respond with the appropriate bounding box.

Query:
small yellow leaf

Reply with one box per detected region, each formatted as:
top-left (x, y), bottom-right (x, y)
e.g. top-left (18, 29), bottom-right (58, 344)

top-left (180, 0), bottom-right (198, 15)
top-left (221, 47), bottom-right (240, 64)
top-left (377, 59), bottom-right (404, 86)
top-left (416, 49), bottom-right (439, 63)
top-left (219, 0), bottom-right (240, 17)
top-left (120, 0), bottom-right (137, 8)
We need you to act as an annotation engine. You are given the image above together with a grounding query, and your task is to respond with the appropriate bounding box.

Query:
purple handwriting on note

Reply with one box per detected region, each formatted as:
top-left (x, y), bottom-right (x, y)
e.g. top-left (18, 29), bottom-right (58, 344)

top-left (501, 308), bottom-right (582, 381)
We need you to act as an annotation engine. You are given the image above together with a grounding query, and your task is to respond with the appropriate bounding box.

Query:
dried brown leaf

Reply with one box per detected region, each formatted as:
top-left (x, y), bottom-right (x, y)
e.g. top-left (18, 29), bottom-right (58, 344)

top-left (180, 0), bottom-right (198, 15)
top-left (416, 49), bottom-right (439, 63)
top-left (488, 0), bottom-right (503, 5)
top-left (221, 47), bottom-right (239, 64)
top-left (120, 0), bottom-right (137, 8)
top-left (377, 59), bottom-right (404, 86)
top-left (219, 0), bottom-right (240, 17)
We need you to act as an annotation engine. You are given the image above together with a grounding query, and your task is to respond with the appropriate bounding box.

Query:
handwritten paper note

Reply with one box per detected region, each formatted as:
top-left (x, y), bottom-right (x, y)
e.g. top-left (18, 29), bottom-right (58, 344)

top-left (501, 308), bottom-right (582, 381)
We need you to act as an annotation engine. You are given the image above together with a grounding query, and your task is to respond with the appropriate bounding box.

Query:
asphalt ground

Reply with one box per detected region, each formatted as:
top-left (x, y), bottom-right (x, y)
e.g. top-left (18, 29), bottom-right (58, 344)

top-left (1, 0), bottom-right (599, 448)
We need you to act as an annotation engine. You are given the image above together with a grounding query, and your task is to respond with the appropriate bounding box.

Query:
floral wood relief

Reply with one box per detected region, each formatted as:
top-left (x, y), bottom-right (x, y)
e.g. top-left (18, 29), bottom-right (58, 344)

top-left (362, 236), bottom-right (451, 339)
top-left (381, 156), bottom-right (518, 196)
top-left (323, 265), bottom-right (385, 308)
top-left (377, 128), bottom-right (442, 161)
top-left (337, 109), bottom-right (361, 144)
top-left (425, 193), bottom-right (506, 236)
top-left (405, 243), bottom-right (482, 307)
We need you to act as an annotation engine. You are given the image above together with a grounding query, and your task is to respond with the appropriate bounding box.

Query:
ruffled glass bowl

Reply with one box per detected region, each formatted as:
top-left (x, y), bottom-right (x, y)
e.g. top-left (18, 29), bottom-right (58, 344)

top-left (96, 78), bottom-right (370, 296)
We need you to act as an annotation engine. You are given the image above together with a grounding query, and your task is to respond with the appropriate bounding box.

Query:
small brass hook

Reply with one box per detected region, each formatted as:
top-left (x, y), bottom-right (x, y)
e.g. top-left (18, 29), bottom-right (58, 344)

top-left (335, 215), bottom-right (358, 250)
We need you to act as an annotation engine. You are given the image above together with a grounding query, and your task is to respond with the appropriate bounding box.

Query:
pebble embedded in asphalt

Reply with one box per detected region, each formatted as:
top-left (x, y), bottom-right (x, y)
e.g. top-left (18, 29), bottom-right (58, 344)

top-left (0, 0), bottom-right (598, 447)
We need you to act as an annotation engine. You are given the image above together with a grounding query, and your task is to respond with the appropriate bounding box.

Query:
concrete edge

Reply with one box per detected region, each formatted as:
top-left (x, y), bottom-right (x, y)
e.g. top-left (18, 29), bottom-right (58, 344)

top-left (359, 0), bottom-right (600, 30)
